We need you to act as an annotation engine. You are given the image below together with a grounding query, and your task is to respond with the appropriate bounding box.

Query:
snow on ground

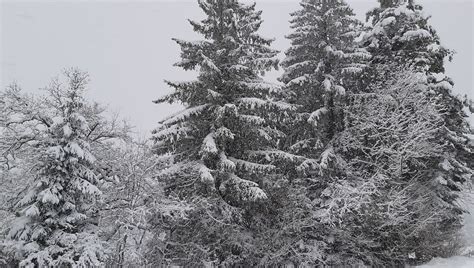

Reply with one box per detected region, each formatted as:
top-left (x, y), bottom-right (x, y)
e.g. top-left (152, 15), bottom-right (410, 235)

top-left (417, 256), bottom-right (474, 268)
top-left (418, 191), bottom-right (474, 267)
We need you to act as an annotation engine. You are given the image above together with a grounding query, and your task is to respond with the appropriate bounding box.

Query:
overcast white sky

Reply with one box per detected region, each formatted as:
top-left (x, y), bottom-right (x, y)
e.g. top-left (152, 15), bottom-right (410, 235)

top-left (1, 0), bottom-right (473, 135)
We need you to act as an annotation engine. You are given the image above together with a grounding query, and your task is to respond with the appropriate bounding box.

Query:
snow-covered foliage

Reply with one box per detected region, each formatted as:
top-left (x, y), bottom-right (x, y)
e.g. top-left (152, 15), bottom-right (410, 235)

top-left (151, 0), bottom-right (290, 265)
top-left (406, 188), bottom-right (474, 267)
top-left (1, 0), bottom-right (473, 267)
top-left (264, 2), bottom-right (372, 264)
top-left (364, 0), bottom-right (451, 73)
top-left (0, 85), bottom-right (42, 259)
top-left (324, 70), bottom-right (469, 265)
top-left (280, 0), bottom-right (370, 177)
top-left (0, 69), bottom-right (129, 267)
top-left (355, 1), bottom-right (474, 263)
top-left (96, 141), bottom-right (190, 267)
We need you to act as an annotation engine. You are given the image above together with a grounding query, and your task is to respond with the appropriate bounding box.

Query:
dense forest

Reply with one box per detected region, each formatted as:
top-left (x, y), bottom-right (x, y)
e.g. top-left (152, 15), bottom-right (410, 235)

top-left (1, 0), bottom-right (473, 267)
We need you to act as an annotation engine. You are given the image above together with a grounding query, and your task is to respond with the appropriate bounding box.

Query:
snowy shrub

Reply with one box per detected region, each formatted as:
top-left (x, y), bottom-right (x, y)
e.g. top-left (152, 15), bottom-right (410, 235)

top-left (324, 69), bottom-right (468, 265)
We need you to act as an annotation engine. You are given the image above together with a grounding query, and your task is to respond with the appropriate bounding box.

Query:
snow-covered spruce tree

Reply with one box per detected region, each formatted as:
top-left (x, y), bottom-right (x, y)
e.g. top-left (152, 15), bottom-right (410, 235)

top-left (2, 70), bottom-right (107, 267)
top-left (152, 0), bottom-right (292, 265)
top-left (363, 0), bottom-right (474, 260)
top-left (363, 0), bottom-right (450, 73)
top-left (280, 0), bottom-right (370, 176)
top-left (262, 1), bottom-right (370, 265)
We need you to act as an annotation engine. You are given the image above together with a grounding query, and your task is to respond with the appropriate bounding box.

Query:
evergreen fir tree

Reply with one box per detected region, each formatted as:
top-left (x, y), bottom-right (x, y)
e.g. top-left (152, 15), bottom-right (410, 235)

top-left (268, 0), bottom-right (371, 265)
top-left (152, 0), bottom-right (292, 265)
top-left (4, 70), bottom-right (106, 267)
top-left (364, 0), bottom-right (451, 73)
top-left (280, 0), bottom-right (370, 176)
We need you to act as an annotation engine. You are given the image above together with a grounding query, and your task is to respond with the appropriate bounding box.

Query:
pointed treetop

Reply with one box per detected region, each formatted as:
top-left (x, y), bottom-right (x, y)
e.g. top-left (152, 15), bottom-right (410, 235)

top-left (379, 0), bottom-right (417, 8)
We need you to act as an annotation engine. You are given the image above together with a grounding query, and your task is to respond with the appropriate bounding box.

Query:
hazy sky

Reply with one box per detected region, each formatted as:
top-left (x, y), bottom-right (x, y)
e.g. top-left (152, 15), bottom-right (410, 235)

top-left (1, 0), bottom-right (473, 135)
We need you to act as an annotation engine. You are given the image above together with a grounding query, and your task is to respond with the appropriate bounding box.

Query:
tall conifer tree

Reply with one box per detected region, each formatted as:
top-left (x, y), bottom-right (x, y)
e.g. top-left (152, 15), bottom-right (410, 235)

top-left (364, 0), bottom-right (450, 73)
top-left (268, 0), bottom-right (372, 265)
top-left (280, 0), bottom-right (369, 176)
top-left (152, 0), bottom-right (292, 265)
